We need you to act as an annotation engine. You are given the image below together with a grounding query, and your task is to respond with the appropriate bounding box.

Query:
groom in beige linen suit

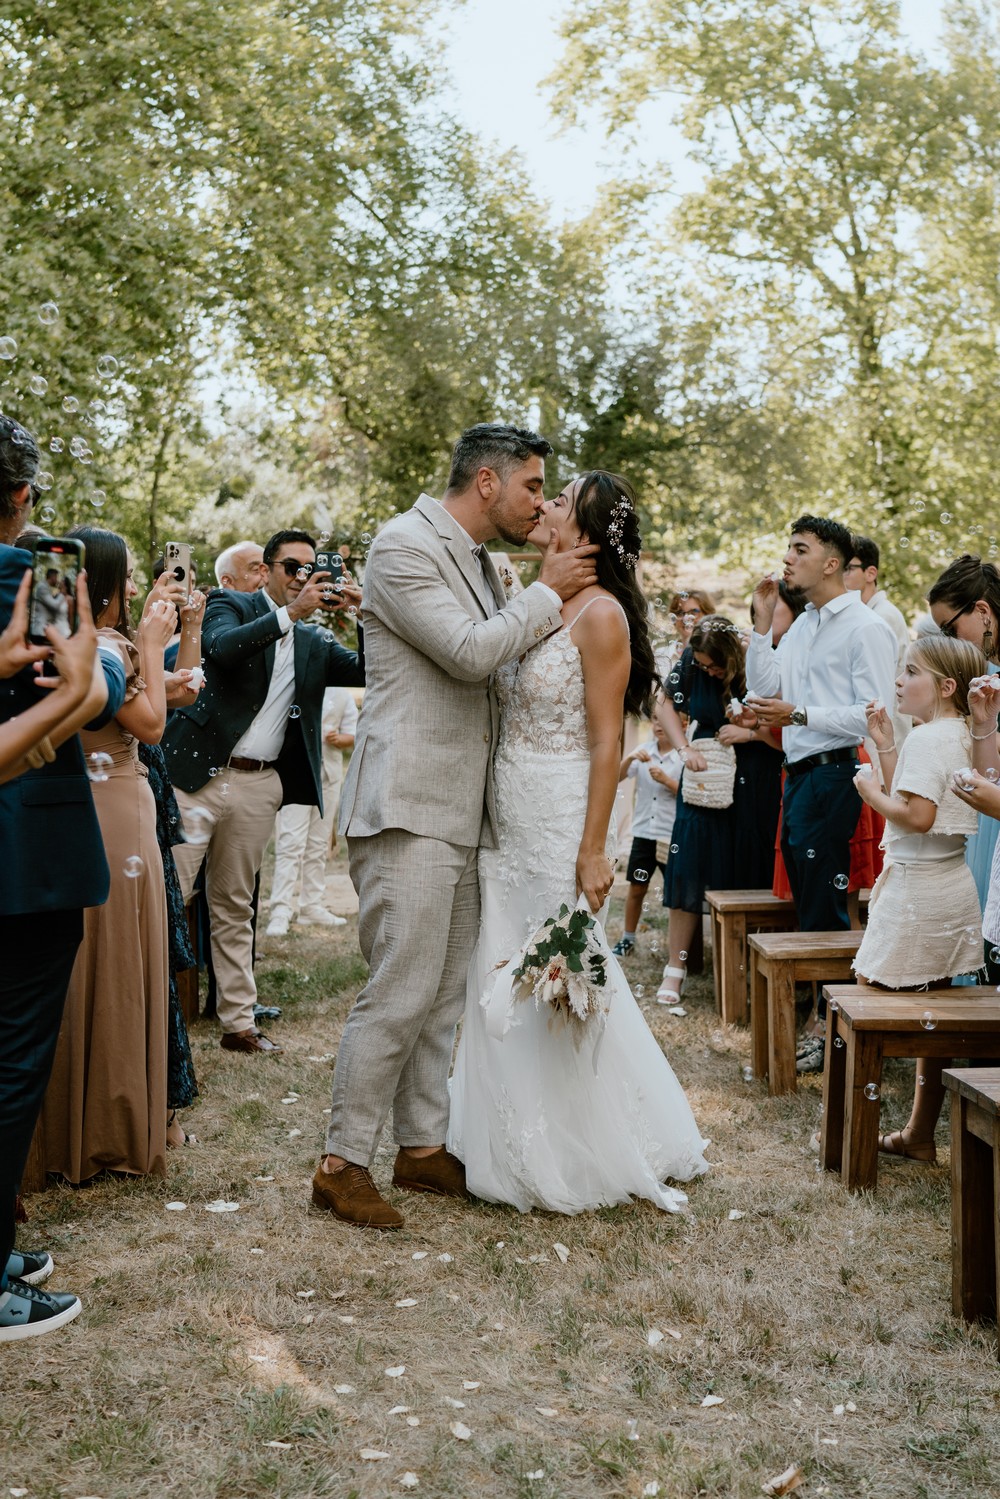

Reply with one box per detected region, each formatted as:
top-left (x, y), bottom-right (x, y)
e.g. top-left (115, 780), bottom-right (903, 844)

top-left (312, 423), bottom-right (598, 1228)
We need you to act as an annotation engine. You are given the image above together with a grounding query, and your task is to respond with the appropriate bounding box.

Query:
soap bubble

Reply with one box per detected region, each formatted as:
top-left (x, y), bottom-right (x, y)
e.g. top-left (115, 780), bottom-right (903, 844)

top-left (90, 490), bottom-right (106, 509)
top-left (49, 436), bottom-right (64, 453)
top-left (68, 435), bottom-right (86, 456)
top-left (634, 868), bottom-right (648, 881)
top-left (361, 531), bottom-right (372, 544)
top-left (123, 855), bottom-right (144, 879)
top-left (899, 536), bottom-right (910, 549)
top-left (864, 1082), bottom-right (880, 1101)
top-left (289, 705), bottom-right (301, 720)
top-left (920, 1010), bottom-right (937, 1031)
top-left (62, 396), bottom-right (79, 414)
top-left (941, 511), bottom-right (953, 524)
top-left (28, 374), bottom-right (48, 396)
top-left (208, 766), bottom-right (218, 778)
top-left (913, 498), bottom-right (926, 512)
top-left (673, 692), bottom-right (684, 703)
top-left (86, 751), bottom-right (112, 783)
top-left (96, 354), bottom-right (119, 379)
top-left (77, 447), bottom-right (92, 464)
top-left (670, 844), bottom-right (678, 854)
top-left (183, 807), bottom-right (214, 846)
top-left (806, 848), bottom-right (816, 859)
top-left (37, 302), bottom-right (59, 325)
top-left (834, 1036), bottom-right (845, 1049)
top-left (0, 336), bottom-right (17, 359)
top-left (833, 873), bottom-right (849, 890)
top-left (634, 984), bottom-right (644, 998)
top-left (679, 949), bottom-right (688, 961)
top-left (35, 471), bottom-right (53, 491)
top-left (990, 946), bottom-right (1000, 964)
top-left (39, 506), bottom-right (56, 524)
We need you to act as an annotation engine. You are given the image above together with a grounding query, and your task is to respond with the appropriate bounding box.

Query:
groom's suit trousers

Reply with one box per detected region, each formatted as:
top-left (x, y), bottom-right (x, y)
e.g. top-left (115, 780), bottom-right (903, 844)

top-left (326, 828), bottom-right (479, 1164)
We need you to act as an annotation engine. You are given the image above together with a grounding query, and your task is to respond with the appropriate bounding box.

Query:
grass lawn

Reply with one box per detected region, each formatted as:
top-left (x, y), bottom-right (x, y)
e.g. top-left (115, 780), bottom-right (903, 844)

top-left (5, 859), bottom-right (1000, 1498)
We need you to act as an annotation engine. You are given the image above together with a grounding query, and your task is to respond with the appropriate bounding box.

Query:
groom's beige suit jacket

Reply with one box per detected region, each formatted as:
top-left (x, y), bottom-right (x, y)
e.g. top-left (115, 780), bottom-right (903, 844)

top-left (339, 494), bottom-right (562, 849)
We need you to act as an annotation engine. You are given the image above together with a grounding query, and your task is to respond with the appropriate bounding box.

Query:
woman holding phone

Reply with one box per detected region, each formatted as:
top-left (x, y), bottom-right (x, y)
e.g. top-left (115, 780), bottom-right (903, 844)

top-left (39, 527), bottom-right (179, 1182)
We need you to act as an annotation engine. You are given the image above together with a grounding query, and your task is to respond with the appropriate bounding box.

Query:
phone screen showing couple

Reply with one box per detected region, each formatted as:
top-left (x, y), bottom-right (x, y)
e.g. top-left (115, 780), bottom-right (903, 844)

top-left (30, 540), bottom-right (83, 644)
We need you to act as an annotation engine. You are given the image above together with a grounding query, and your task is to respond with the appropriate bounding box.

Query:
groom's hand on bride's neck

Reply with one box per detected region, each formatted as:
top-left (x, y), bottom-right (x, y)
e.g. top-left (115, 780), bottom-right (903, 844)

top-left (537, 527), bottom-right (599, 601)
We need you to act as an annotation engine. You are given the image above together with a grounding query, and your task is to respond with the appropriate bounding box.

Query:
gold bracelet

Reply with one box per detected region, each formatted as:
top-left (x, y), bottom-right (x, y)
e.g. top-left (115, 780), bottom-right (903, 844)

top-left (970, 723), bottom-right (999, 741)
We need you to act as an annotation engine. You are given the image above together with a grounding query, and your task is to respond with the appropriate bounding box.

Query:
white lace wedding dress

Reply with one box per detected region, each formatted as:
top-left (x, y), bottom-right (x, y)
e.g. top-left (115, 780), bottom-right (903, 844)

top-left (448, 603), bottom-right (709, 1214)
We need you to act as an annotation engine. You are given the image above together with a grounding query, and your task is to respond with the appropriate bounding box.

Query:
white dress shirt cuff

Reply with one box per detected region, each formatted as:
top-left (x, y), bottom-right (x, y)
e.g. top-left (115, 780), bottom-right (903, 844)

top-left (748, 627), bottom-right (774, 651)
top-left (532, 582), bottom-right (562, 611)
top-left (274, 605), bottom-right (293, 634)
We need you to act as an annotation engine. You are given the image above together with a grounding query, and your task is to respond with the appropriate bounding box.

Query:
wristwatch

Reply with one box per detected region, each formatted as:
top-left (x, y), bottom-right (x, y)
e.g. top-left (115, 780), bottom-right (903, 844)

top-left (789, 705), bottom-right (808, 727)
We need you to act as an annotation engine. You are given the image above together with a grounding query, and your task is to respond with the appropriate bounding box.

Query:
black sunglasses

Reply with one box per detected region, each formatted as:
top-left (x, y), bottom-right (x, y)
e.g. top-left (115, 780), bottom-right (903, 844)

top-left (276, 559), bottom-right (313, 579)
top-left (938, 602), bottom-right (973, 638)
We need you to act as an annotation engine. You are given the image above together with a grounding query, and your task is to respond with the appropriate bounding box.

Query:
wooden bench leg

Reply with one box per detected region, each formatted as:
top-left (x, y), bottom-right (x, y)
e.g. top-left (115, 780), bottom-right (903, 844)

top-left (720, 915), bottom-right (748, 1027)
top-left (750, 952), bottom-right (769, 1082)
top-left (710, 909), bottom-right (723, 1016)
top-left (768, 962), bottom-right (797, 1096)
top-left (950, 1099), bottom-right (997, 1322)
top-left (843, 1033), bottom-right (884, 1192)
top-left (821, 1015), bottom-right (846, 1173)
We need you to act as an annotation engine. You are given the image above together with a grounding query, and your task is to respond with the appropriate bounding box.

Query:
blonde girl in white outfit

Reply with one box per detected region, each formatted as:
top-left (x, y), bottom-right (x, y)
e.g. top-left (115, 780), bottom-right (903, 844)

top-left (852, 635), bottom-right (986, 1163)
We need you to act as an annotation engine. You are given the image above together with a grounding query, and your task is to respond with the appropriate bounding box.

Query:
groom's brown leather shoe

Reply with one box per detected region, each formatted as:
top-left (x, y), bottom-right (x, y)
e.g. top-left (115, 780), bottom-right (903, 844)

top-left (392, 1147), bottom-right (470, 1198)
top-left (311, 1164), bottom-right (403, 1229)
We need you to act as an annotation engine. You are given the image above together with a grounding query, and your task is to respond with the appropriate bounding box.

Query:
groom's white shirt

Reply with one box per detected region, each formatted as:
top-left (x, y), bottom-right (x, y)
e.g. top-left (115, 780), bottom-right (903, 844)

top-left (339, 493), bottom-right (563, 848)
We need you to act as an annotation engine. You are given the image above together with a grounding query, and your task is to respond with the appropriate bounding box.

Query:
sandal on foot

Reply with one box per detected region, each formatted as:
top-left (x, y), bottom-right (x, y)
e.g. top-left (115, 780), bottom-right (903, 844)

top-left (656, 964), bottom-right (687, 1004)
top-left (879, 1130), bottom-right (936, 1164)
top-left (166, 1111), bottom-right (198, 1149)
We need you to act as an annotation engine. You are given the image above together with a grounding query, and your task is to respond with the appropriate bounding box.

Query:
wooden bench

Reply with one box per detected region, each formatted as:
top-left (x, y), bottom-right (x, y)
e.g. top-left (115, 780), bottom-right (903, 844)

top-left (821, 988), bottom-right (1000, 1192)
top-left (943, 1067), bottom-right (1000, 1332)
top-left (749, 931), bottom-right (863, 1095)
top-left (707, 890), bottom-right (798, 1026)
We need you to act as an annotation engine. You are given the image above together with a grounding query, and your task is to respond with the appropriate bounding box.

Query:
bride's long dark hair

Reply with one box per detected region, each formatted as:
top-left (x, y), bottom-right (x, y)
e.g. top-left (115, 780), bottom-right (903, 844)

top-left (570, 471), bottom-right (658, 718)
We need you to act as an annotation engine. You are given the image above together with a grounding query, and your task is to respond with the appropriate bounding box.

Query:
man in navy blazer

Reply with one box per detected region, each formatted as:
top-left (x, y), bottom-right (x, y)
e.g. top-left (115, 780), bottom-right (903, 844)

top-left (0, 415), bottom-right (126, 1342)
top-left (164, 529), bottom-right (364, 1053)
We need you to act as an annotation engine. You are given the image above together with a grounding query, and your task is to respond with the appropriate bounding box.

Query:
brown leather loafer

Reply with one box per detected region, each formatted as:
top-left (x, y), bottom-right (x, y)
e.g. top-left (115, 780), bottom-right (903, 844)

top-left (220, 1027), bottom-right (283, 1054)
top-left (392, 1146), bottom-right (469, 1198)
top-left (311, 1164), bottom-right (403, 1229)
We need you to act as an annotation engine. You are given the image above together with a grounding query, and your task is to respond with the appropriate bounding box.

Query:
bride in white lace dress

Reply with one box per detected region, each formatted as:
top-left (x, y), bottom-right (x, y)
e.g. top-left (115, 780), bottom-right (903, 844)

top-left (448, 472), bottom-right (708, 1214)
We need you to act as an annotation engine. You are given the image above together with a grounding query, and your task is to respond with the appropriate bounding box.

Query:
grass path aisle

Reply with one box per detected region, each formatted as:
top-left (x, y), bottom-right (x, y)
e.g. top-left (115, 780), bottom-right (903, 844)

top-left (6, 874), bottom-right (999, 1498)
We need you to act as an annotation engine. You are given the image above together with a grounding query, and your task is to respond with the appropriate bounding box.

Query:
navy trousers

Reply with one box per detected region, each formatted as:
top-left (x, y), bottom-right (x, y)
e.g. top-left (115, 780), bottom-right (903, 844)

top-left (0, 908), bottom-right (83, 1288)
top-left (781, 761), bottom-right (862, 932)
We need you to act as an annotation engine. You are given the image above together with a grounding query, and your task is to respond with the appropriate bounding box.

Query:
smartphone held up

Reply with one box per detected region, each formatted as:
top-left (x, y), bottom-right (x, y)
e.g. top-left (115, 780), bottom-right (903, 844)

top-left (28, 537), bottom-right (85, 644)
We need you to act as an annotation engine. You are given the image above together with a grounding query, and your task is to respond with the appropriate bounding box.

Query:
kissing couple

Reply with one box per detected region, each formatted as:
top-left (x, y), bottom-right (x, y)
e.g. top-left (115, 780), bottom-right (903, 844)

top-left (312, 423), bottom-right (707, 1228)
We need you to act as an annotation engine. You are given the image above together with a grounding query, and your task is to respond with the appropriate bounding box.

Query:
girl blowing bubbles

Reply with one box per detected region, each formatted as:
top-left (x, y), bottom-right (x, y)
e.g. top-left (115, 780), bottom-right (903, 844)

top-left (853, 636), bottom-right (985, 1162)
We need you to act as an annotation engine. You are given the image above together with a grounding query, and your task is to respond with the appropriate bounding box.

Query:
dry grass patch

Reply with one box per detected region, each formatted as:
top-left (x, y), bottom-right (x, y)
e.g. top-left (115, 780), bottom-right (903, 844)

top-left (5, 861), bottom-right (1000, 1498)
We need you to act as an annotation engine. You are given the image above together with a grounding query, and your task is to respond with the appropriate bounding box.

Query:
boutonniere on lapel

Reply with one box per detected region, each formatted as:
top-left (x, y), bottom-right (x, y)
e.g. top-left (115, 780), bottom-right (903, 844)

top-left (498, 566), bottom-right (515, 599)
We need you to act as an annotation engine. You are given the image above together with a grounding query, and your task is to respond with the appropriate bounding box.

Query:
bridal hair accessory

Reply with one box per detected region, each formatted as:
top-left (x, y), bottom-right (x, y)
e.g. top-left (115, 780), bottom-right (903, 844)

top-left (606, 492), bottom-right (640, 568)
top-left (484, 898), bottom-right (612, 1047)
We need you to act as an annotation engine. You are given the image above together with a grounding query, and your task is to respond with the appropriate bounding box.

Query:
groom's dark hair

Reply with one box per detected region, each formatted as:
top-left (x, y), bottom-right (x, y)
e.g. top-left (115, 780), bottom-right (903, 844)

top-left (447, 423), bottom-right (553, 492)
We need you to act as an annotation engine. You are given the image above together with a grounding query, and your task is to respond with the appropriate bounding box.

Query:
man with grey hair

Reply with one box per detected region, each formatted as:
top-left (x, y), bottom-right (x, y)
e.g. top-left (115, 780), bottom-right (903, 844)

top-left (314, 422), bottom-right (599, 1230)
top-left (215, 541), bottom-right (265, 592)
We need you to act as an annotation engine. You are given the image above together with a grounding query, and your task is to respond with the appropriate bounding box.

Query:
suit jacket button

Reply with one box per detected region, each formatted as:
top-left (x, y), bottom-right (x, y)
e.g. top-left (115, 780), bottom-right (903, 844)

top-left (483, 733), bottom-right (489, 743)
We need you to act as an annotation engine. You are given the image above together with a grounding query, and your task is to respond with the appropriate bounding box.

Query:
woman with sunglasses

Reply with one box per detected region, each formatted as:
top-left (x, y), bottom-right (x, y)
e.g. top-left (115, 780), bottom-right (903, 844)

top-left (928, 554), bottom-right (1000, 977)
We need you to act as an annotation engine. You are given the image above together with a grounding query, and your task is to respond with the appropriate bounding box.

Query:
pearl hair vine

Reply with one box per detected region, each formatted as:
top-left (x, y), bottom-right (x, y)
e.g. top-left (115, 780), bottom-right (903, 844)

top-left (605, 492), bottom-right (639, 568)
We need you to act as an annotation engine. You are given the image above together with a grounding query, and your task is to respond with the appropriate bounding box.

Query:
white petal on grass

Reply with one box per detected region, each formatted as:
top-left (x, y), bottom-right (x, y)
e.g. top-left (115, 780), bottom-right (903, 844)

top-left (360, 1449), bottom-right (390, 1461)
top-left (250, 1248), bottom-right (264, 1256)
top-left (727, 1209), bottom-right (746, 1220)
top-left (406, 1416), bottom-right (420, 1428)
top-left (663, 1328), bottom-right (682, 1340)
top-left (700, 1394), bottom-right (725, 1408)
top-left (10, 1490), bottom-right (29, 1496)
top-left (399, 1475), bottom-right (420, 1490)
top-left (288, 1128), bottom-right (302, 1138)
top-left (761, 1464), bottom-right (804, 1497)
top-left (647, 1329), bottom-right (664, 1347)
top-left (253, 1175), bottom-right (275, 1183)
top-left (385, 1365), bottom-right (406, 1378)
top-left (444, 1397), bottom-right (465, 1408)
top-left (296, 1290), bottom-right (315, 1299)
top-left (388, 1405), bottom-right (410, 1415)
top-left (263, 1440), bottom-right (292, 1449)
top-left (644, 1486), bottom-right (661, 1497)
top-left (553, 1242), bottom-right (570, 1263)
top-left (462, 1380), bottom-right (481, 1391)
top-left (411, 1251), bottom-right (429, 1260)
top-left (667, 1004), bottom-right (687, 1017)
top-left (395, 1298), bottom-right (418, 1308)
top-left (204, 1200), bottom-right (239, 1212)
top-left (165, 1201), bottom-right (187, 1211)
top-left (449, 1421), bottom-right (472, 1440)
top-left (437, 1253), bottom-right (454, 1263)
top-left (334, 1384), bottom-right (355, 1395)
top-left (338, 1315), bottom-right (355, 1324)
top-left (281, 1096), bottom-right (298, 1104)
top-left (525, 1473), bottom-right (545, 1482)
top-left (535, 1407), bottom-right (559, 1417)
top-left (833, 1404), bottom-right (845, 1417)
top-left (300, 1314), bottom-right (314, 1325)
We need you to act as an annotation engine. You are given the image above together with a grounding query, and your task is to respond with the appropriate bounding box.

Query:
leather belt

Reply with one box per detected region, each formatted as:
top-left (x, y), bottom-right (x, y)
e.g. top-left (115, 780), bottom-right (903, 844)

top-left (784, 747), bottom-right (859, 777)
top-left (228, 756), bottom-right (277, 773)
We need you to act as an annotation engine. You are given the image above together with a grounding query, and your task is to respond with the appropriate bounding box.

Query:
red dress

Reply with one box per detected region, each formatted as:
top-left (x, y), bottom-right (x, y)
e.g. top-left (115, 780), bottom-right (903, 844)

top-left (771, 735), bottom-right (883, 899)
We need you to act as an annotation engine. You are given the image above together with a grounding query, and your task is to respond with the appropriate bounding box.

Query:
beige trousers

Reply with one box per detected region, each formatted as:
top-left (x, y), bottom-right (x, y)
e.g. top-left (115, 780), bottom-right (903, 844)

top-left (326, 829), bottom-right (480, 1166)
top-left (172, 767), bottom-right (283, 1034)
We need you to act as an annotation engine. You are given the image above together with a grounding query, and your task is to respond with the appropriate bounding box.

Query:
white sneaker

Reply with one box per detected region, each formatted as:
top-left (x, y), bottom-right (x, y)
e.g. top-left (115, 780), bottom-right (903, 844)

top-left (265, 910), bottom-right (290, 937)
top-left (299, 906), bottom-right (347, 927)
